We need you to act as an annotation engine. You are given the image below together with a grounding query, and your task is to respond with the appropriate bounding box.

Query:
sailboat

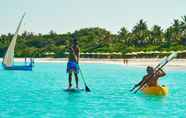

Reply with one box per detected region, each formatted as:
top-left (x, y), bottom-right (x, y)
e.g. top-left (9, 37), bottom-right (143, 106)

top-left (2, 13), bottom-right (34, 71)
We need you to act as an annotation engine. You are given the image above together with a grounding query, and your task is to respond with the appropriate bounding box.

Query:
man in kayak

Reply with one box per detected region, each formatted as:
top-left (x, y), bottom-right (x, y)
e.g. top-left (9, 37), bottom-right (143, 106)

top-left (66, 37), bottom-right (80, 89)
top-left (137, 66), bottom-right (166, 88)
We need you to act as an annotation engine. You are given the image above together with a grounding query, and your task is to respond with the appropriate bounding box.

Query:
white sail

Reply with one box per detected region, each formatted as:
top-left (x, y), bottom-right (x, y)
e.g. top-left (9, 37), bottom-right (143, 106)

top-left (3, 13), bottom-right (25, 67)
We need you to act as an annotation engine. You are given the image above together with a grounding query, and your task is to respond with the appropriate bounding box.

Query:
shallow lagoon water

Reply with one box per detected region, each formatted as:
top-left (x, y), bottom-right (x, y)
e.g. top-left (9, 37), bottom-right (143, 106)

top-left (0, 62), bottom-right (186, 118)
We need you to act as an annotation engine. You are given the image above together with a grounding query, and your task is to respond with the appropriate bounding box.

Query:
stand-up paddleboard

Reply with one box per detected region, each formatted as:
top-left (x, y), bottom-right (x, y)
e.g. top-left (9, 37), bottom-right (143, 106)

top-left (64, 88), bottom-right (84, 92)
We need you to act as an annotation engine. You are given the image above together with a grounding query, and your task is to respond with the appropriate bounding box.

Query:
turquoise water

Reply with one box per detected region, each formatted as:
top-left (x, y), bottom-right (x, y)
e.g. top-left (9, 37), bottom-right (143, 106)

top-left (0, 62), bottom-right (186, 118)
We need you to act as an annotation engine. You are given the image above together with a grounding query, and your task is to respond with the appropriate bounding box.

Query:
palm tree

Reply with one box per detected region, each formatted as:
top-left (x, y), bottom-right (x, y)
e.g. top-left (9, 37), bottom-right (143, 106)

top-left (181, 16), bottom-right (186, 26)
top-left (180, 16), bottom-right (186, 34)
top-left (132, 19), bottom-right (150, 46)
top-left (118, 27), bottom-right (129, 44)
top-left (164, 19), bottom-right (182, 45)
top-left (164, 26), bottom-right (173, 45)
top-left (172, 19), bottom-right (182, 42)
top-left (151, 25), bottom-right (164, 44)
top-left (180, 16), bottom-right (186, 44)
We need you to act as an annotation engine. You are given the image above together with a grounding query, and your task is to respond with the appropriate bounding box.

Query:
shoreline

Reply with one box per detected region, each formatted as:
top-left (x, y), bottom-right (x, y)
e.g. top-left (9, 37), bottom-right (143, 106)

top-left (0, 58), bottom-right (186, 70)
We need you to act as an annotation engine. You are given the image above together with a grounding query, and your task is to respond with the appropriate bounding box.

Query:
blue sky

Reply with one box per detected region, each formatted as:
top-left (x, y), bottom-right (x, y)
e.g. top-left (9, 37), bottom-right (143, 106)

top-left (0, 0), bottom-right (186, 34)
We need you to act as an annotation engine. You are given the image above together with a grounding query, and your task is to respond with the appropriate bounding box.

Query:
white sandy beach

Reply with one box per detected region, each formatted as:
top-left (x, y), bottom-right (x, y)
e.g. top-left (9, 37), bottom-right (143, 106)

top-left (0, 58), bottom-right (185, 69)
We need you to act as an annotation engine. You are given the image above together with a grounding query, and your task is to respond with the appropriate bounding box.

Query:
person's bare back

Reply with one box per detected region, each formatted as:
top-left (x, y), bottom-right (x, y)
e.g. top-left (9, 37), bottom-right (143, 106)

top-left (143, 67), bottom-right (166, 87)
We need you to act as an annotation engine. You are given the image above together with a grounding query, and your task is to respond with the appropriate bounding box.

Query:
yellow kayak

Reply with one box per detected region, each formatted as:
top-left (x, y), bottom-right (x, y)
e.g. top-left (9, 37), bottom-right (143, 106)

top-left (142, 85), bottom-right (168, 96)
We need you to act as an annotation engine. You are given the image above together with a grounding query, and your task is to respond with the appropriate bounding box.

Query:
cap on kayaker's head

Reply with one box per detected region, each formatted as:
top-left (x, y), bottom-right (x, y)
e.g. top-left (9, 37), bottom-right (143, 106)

top-left (146, 66), bottom-right (153, 74)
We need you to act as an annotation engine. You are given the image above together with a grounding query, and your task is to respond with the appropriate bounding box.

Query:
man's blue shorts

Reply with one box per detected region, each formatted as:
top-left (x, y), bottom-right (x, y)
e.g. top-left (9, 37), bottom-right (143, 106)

top-left (66, 61), bottom-right (79, 74)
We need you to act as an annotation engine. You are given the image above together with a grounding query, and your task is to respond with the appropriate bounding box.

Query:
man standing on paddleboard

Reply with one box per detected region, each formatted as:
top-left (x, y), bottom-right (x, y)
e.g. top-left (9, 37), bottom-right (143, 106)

top-left (66, 33), bottom-right (80, 89)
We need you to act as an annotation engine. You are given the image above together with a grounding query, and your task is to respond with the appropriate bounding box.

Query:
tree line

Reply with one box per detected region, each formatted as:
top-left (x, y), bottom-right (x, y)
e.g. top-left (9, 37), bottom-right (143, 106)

top-left (0, 16), bottom-right (186, 58)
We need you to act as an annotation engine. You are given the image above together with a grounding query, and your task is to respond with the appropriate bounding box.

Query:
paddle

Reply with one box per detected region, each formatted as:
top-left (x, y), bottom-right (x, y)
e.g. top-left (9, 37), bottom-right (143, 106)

top-left (132, 52), bottom-right (177, 94)
top-left (79, 67), bottom-right (91, 92)
top-left (70, 47), bottom-right (91, 92)
top-left (154, 56), bottom-right (168, 69)
top-left (129, 56), bottom-right (168, 92)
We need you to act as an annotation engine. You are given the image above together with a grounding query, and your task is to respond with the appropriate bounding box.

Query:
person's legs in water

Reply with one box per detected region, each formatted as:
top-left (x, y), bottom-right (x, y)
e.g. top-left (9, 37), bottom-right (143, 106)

top-left (74, 73), bottom-right (79, 88)
top-left (68, 72), bottom-right (72, 89)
